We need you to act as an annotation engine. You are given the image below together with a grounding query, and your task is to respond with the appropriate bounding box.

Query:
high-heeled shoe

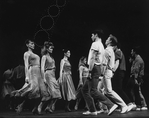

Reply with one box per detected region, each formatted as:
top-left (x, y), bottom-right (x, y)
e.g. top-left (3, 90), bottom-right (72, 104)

top-left (65, 107), bottom-right (71, 112)
top-left (32, 108), bottom-right (42, 115)
top-left (74, 104), bottom-right (78, 110)
top-left (45, 108), bottom-right (53, 113)
top-left (15, 105), bottom-right (23, 114)
top-left (32, 108), bottom-right (37, 115)
top-left (51, 104), bottom-right (55, 111)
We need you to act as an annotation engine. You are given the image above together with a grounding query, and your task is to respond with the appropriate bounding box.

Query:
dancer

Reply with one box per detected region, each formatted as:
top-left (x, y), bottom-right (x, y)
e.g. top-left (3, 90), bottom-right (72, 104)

top-left (74, 56), bottom-right (88, 110)
top-left (1, 69), bottom-right (15, 110)
top-left (58, 49), bottom-right (76, 112)
top-left (11, 39), bottom-right (50, 114)
top-left (81, 29), bottom-right (118, 116)
top-left (102, 34), bottom-right (128, 114)
top-left (96, 76), bottom-right (108, 113)
top-left (127, 46), bottom-right (148, 110)
top-left (112, 43), bottom-right (134, 111)
top-left (38, 41), bottom-right (61, 113)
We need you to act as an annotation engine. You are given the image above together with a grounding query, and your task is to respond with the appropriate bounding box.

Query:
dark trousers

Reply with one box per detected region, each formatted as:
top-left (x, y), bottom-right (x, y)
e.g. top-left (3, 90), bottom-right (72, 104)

top-left (112, 70), bottom-right (131, 104)
top-left (81, 65), bottom-right (114, 112)
top-left (126, 77), bottom-right (147, 107)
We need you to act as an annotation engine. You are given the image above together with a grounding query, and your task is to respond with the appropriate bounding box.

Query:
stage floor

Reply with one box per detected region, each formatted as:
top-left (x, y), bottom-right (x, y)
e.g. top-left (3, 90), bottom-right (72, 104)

top-left (0, 109), bottom-right (149, 118)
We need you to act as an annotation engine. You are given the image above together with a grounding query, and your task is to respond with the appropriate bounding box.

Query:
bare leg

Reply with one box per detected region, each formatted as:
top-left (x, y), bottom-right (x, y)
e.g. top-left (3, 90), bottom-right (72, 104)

top-left (65, 100), bottom-right (71, 112)
top-left (51, 98), bottom-right (58, 111)
top-left (74, 98), bottom-right (81, 110)
top-left (15, 100), bottom-right (25, 114)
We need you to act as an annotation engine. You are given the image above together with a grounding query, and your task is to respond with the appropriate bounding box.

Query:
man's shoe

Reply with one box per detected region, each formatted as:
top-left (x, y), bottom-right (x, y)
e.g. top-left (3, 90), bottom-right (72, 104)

top-left (108, 104), bottom-right (118, 115)
top-left (83, 111), bottom-right (90, 115)
top-left (141, 106), bottom-right (148, 110)
top-left (83, 111), bottom-right (97, 115)
top-left (121, 106), bottom-right (128, 113)
top-left (97, 109), bottom-right (104, 114)
top-left (127, 103), bottom-right (134, 112)
top-left (136, 107), bottom-right (141, 111)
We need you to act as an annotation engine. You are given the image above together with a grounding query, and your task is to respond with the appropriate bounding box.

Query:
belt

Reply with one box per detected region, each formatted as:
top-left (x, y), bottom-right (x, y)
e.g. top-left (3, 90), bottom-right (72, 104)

top-left (107, 66), bottom-right (114, 73)
top-left (29, 65), bottom-right (40, 68)
top-left (45, 68), bottom-right (55, 71)
top-left (94, 64), bottom-right (101, 66)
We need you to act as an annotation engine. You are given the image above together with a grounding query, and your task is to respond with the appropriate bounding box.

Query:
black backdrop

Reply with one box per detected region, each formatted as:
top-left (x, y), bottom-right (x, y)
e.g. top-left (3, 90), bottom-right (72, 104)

top-left (0, 0), bottom-right (149, 111)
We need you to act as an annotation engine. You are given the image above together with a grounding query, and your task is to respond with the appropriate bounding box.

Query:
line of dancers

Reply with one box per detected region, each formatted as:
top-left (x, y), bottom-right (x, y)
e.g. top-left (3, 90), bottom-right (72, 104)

top-left (1, 29), bottom-right (148, 116)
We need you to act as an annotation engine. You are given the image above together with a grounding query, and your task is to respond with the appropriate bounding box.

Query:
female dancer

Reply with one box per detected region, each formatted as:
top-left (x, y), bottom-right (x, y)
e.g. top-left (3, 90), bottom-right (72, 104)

top-left (58, 49), bottom-right (76, 112)
top-left (12, 39), bottom-right (50, 114)
top-left (38, 41), bottom-right (61, 113)
top-left (74, 56), bottom-right (88, 110)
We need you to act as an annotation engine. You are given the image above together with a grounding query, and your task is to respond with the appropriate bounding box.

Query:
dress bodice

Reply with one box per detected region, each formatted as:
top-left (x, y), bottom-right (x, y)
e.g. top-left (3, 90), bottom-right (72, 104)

top-left (45, 55), bottom-right (55, 70)
top-left (82, 66), bottom-right (89, 77)
top-left (63, 59), bottom-right (71, 73)
top-left (28, 52), bottom-right (40, 66)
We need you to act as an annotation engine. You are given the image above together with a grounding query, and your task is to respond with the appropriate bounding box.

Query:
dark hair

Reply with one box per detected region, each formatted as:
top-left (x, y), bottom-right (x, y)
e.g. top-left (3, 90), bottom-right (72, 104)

top-left (41, 41), bottom-right (54, 55)
top-left (78, 56), bottom-right (86, 66)
top-left (132, 46), bottom-right (140, 54)
top-left (62, 48), bottom-right (70, 54)
top-left (25, 39), bottom-right (34, 45)
top-left (44, 41), bottom-right (54, 49)
top-left (91, 29), bottom-right (104, 39)
top-left (109, 34), bottom-right (118, 46)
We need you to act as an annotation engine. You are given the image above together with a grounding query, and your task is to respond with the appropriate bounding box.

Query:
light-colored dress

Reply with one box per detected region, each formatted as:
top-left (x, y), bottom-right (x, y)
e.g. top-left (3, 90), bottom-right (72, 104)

top-left (12, 52), bottom-right (50, 101)
top-left (59, 59), bottom-right (76, 101)
top-left (44, 55), bottom-right (61, 99)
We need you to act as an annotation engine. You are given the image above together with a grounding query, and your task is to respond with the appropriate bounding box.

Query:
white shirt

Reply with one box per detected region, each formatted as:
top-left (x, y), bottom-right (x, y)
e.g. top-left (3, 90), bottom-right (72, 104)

top-left (87, 39), bottom-right (105, 65)
top-left (104, 46), bottom-right (115, 78)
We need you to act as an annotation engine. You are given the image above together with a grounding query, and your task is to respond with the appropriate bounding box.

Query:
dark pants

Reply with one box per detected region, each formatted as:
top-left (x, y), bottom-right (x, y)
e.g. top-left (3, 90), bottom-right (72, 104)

top-left (76, 77), bottom-right (87, 99)
top-left (81, 65), bottom-right (114, 112)
top-left (112, 70), bottom-right (131, 104)
top-left (126, 77), bottom-right (147, 107)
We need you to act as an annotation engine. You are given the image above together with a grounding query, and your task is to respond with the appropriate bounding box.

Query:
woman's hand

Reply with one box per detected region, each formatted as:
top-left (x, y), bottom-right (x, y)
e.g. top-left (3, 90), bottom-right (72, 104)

top-left (44, 78), bottom-right (47, 83)
top-left (58, 77), bottom-right (62, 84)
top-left (25, 77), bottom-right (29, 83)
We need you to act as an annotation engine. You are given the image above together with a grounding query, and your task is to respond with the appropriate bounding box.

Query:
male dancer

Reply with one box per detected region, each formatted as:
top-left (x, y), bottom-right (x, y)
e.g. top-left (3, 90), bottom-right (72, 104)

top-left (82, 30), bottom-right (118, 115)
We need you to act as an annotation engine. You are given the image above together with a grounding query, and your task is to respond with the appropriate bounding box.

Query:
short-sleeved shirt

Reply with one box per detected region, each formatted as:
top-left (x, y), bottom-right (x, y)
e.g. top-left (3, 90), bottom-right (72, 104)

top-left (131, 55), bottom-right (144, 78)
top-left (87, 40), bottom-right (105, 65)
top-left (104, 46), bottom-right (115, 70)
top-left (104, 46), bottom-right (115, 78)
top-left (115, 48), bottom-right (126, 71)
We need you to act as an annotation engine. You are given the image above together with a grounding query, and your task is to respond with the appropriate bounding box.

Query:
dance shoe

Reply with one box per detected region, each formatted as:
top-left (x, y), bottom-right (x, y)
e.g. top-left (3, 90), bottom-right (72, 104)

top-left (108, 104), bottom-right (118, 115)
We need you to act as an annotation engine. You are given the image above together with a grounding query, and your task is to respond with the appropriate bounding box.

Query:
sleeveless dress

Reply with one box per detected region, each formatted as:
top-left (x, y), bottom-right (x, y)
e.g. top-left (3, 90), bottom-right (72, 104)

top-left (59, 59), bottom-right (76, 101)
top-left (44, 55), bottom-right (61, 99)
top-left (76, 65), bottom-right (89, 98)
top-left (12, 52), bottom-right (50, 101)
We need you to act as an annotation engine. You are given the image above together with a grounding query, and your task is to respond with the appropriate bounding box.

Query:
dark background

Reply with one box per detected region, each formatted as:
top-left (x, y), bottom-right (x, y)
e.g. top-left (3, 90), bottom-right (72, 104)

top-left (0, 0), bottom-right (149, 111)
